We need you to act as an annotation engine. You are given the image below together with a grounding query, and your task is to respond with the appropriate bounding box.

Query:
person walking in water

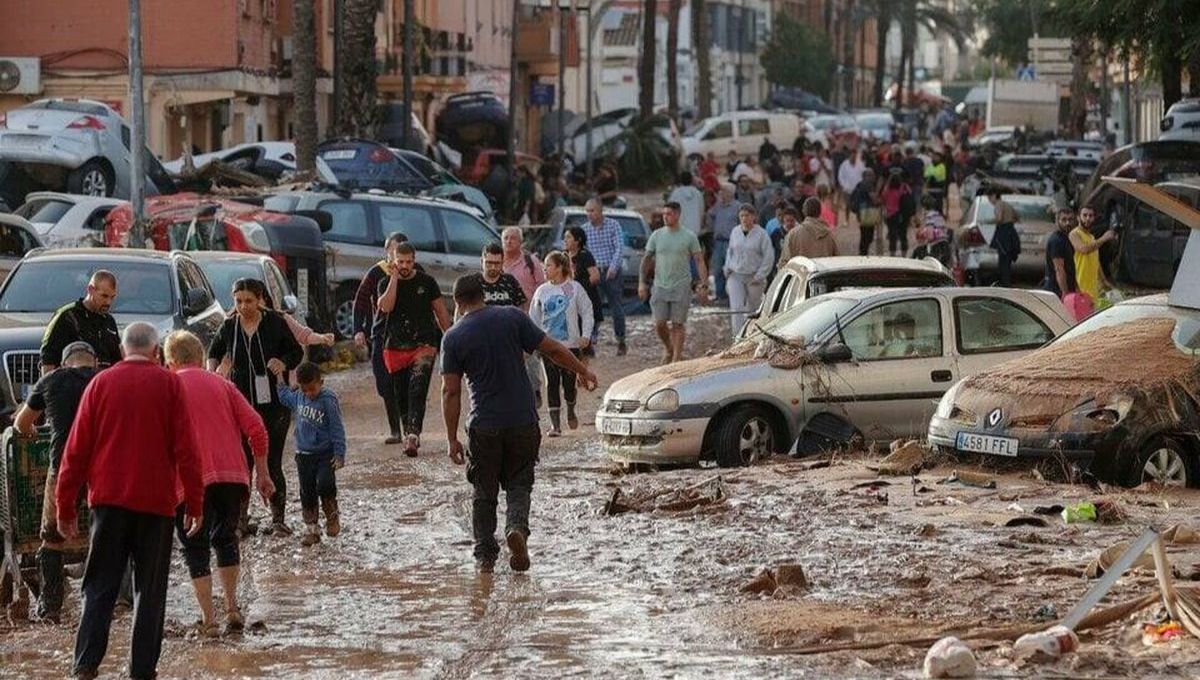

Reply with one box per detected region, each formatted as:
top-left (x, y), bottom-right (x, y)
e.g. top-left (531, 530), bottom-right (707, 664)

top-left (529, 251), bottom-right (594, 436)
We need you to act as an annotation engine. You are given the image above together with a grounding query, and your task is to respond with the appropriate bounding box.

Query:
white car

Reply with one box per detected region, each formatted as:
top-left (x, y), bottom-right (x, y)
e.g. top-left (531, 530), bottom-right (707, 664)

top-left (13, 191), bottom-right (126, 248)
top-left (683, 111), bottom-right (803, 162)
top-left (1159, 98), bottom-right (1200, 142)
top-left (0, 213), bottom-right (45, 283)
top-left (600, 287), bottom-right (1073, 467)
top-left (162, 141), bottom-right (299, 179)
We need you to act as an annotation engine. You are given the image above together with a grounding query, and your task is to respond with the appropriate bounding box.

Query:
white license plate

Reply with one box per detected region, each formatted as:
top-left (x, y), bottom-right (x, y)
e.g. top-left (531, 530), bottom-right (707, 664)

top-left (320, 149), bottom-right (356, 160)
top-left (602, 418), bottom-right (632, 436)
top-left (4, 135), bottom-right (45, 150)
top-left (956, 432), bottom-right (1019, 457)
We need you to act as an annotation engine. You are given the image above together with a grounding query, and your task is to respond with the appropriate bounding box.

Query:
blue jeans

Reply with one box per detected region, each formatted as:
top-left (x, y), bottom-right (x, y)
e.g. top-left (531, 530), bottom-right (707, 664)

top-left (598, 273), bottom-right (626, 341)
top-left (713, 239), bottom-right (729, 300)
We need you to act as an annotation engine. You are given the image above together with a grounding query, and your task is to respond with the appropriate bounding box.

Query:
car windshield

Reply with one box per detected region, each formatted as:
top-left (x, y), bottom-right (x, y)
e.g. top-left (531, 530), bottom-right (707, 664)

top-left (808, 270), bottom-right (950, 296)
top-left (756, 296), bottom-right (860, 345)
top-left (973, 200), bottom-right (1054, 223)
top-left (196, 260), bottom-right (261, 310)
top-left (0, 260), bottom-right (174, 315)
top-left (564, 214), bottom-right (648, 249)
top-left (15, 199), bottom-right (72, 227)
top-left (857, 115), bottom-right (892, 128)
top-left (1056, 302), bottom-right (1200, 353)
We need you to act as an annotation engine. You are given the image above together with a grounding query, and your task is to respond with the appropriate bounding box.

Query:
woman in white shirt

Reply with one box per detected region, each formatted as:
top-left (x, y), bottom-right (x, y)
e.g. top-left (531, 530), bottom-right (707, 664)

top-left (723, 204), bottom-right (775, 337)
top-left (530, 251), bottom-right (595, 436)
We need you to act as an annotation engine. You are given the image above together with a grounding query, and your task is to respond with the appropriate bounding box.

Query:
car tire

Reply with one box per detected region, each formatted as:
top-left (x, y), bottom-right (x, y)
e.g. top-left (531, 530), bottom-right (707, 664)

top-left (67, 160), bottom-right (114, 197)
top-left (333, 284), bottom-right (359, 340)
top-left (1128, 436), bottom-right (1196, 488)
top-left (711, 404), bottom-right (777, 468)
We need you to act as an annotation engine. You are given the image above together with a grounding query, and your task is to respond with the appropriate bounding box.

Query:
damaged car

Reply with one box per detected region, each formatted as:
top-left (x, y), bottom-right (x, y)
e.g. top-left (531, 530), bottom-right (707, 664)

top-left (601, 287), bottom-right (1073, 468)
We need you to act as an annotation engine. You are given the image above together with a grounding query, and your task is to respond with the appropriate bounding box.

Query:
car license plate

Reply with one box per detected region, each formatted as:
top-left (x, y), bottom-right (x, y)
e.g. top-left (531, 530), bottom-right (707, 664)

top-left (956, 432), bottom-right (1019, 457)
top-left (602, 418), bottom-right (632, 436)
top-left (320, 149), bottom-right (356, 160)
top-left (3, 135), bottom-right (45, 150)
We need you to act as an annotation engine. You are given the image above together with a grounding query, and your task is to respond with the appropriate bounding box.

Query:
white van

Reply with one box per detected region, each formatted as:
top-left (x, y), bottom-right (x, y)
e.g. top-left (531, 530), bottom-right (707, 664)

top-left (681, 111), bottom-right (802, 162)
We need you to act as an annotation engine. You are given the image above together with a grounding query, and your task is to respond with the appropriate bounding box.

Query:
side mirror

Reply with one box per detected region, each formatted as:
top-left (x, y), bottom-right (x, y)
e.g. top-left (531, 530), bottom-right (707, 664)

top-left (294, 209), bottom-right (333, 233)
top-left (817, 342), bottom-right (853, 363)
top-left (185, 287), bottom-right (214, 316)
top-left (282, 294), bottom-right (300, 315)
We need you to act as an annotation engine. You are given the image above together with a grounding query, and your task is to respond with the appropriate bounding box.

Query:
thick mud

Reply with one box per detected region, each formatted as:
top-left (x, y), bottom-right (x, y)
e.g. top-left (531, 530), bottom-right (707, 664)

top-left (3, 312), bottom-right (1200, 679)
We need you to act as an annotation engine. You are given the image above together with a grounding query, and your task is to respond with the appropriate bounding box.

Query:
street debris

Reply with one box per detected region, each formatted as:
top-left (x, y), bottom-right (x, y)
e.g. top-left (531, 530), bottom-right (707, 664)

top-left (1085, 524), bottom-right (1200, 578)
top-left (602, 475), bottom-right (727, 515)
top-left (873, 440), bottom-right (927, 476)
top-left (1013, 625), bottom-right (1078, 661)
top-left (923, 636), bottom-right (976, 678)
top-left (940, 469), bottom-right (997, 490)
top-left (1143, 621), bottom-right (1186, 645)
top-left (741, 564), bottom-right (809, 596)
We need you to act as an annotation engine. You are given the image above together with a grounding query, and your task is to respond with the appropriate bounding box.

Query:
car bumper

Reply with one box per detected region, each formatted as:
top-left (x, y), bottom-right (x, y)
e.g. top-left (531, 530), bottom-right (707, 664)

top-left (928, 415), bottom-right (1099, 463)
top-left (599, 414), bottom-right (710, 465)
top-left (0, 133), bottom-right (92, 168)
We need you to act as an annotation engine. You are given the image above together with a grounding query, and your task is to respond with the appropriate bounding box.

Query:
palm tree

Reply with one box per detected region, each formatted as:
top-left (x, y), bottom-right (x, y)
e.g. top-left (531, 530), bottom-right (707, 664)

top-left (1067, 35), bottom-right (1092, 138)
top-left (894, 0), bottom-right (969, 109)
top-left (666, 0), bottom-right (682, 116)
top-left (292, 0), bottom-right (318, 171)
top-left (693, 0), bottom-right (712, 117)
top-left (336, 0), bottom-right (380, 137)
top-left (638, 0), bottom-right (658, 118)
top-left (842, 0), bottom-right (858, 108)
top-left (871, 0), bottom-right (895, 107)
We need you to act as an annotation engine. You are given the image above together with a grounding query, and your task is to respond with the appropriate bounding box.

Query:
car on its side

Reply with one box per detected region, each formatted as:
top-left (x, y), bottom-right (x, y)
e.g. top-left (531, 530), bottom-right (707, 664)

top-left (524, 206), bottom-right (651, 295)
top-left (739, 256), bottom-right (954, 339)
top-left (957, 194), bottom-right (1056, 280)
top-left (0, 98), bottom-right (176, 204)
top-left (600, 287), bottom-right (1074, 467)
top-left (13, 191), bottom-right (125, 248)
top-left (0, 248), bottom-right (224, 420)
top-left (262, 191), bottom-right (500, 338)
top-left (0, 214), bottom-right (44, 283)
top-left (317, 138), bottom-right (434, 194)
top-left (187, 251), bottom-right (299, 316)
top-left (929, 294), bottom-right (1200, 487)
top-left (162, 141), bottom-right (300, 180)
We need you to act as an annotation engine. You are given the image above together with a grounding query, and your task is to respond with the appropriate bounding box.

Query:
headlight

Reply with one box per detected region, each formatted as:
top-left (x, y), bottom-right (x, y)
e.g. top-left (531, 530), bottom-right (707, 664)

top-left (934, 381), bottom-right (964, 419)
top-left (645, 389), bottom-right (679, 412)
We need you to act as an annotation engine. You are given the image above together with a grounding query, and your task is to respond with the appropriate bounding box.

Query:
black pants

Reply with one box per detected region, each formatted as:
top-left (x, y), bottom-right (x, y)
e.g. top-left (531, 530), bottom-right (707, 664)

top-left (371, 339), bottom-right (401, 436)
top-left (295, 452), bottom-right (338, 512)
top-left (391, 354), bottom-right (435, 437)
top-left (244, 403), bottom-right (291, 521)
top-left (174, 483), bottom-right (244, 580)
top-left (74, 506), bottom-right (173, 679)
top-left (886, 213), bottom-right (908, 254)
top-left (466, 424), bottom-right (540, 563)
top-left (858, 225), bottom-right (875, 255)
top-left (996, 252), bottom-right (1013, 286)
top-left (542, 351), bottom-right (579, 409)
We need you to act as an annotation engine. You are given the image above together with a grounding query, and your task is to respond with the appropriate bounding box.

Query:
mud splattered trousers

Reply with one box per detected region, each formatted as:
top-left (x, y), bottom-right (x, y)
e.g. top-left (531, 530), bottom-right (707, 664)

top-left (38, 467), bottom-right (66, 620)
top-left (244, 403), bottom-right (292, 524)
top-left (466, 424), bottom-right (541, 563)
top-left (390, 351), bottom-right (436, 437)
top-left (295, 452), bottom-right (338, 512)
top-left (74, 506), bottom-right (173, 680)
top-left (371, 337), bottom-right (402, 436)
top-left (541, 350), bottom-right (580, 409)
top-left (174, 483), bottom-right (244, 579)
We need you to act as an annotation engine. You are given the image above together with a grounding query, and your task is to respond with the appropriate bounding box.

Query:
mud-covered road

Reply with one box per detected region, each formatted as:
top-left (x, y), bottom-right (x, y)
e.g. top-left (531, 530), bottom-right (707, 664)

top-left (4, 312), bottom-right (1200, 679)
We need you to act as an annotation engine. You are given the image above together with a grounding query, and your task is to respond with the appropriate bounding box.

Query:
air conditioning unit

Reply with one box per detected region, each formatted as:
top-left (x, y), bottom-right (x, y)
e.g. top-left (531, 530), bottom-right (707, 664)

top-left (0, 57), bottom-right (41, 95)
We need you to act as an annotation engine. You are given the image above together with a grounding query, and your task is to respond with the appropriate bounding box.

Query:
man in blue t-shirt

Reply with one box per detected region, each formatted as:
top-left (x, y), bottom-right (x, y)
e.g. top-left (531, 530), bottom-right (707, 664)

top-left (440, 274), bottom-right (597, 574)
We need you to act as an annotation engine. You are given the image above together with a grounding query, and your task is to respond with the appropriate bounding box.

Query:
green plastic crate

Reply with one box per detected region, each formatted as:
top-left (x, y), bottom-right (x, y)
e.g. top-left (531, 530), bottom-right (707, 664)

top-left (0, 427), bottom-right (88, 555)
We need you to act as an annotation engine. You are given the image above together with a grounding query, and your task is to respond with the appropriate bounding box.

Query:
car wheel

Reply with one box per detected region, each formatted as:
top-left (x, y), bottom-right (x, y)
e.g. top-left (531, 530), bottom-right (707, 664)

top-left (333, 285), bottom-right (358, 340)
top-left (67, 160), bottom-right (113, 197)
top-left (712, 404), bottom-right (777, 468)
top-left (1130, 436), bottom-right (1196, 488)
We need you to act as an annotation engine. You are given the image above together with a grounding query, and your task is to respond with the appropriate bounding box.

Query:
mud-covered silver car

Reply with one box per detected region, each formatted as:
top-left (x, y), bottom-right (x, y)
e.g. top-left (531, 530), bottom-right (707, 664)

top-left (600, 287), bottom-right (1073, 467)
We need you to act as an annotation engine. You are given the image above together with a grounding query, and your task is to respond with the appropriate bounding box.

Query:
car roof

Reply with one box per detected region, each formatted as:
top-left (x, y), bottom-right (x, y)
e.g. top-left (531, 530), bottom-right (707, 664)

top-left (781, 255), bottom-right (949, 276)
top-left (183, 250), bottom-right (272, 264)
top-left (557, 206), bottom-right (644, 220)
top-left (25, 247), bottom-right (178, 263)
top-left (819, 286), bottom-right (1058, 306)
top-left (278, 190), bottom-right (484, 215)
top-left (23, 192), bottom-right (126, 208)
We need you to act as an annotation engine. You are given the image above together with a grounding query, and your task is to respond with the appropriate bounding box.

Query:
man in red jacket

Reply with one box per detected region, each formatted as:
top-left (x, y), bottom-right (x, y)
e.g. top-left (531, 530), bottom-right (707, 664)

top-left (56, 322), bottom-right (204, 680)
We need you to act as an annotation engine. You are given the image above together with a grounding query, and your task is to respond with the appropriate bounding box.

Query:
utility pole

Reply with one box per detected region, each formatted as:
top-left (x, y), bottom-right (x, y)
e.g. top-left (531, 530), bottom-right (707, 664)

top-left (333, 0), bottom-right (343, 130)
top-left (507, 0), bottom-right (520, 218)
top-left (586, 0), bottom-right (594, 184)
top-left (402, 0), bottom-right (414, 149)
top-left (128, 0), bottom-right (146, 232)
top-left (558, 4), bottom-right (567, 160)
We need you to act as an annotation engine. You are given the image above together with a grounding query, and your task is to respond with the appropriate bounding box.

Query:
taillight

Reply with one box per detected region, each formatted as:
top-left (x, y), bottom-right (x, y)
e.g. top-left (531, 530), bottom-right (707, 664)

top-left (67, 115), bottom-right (106, 131)
top-left (368, 147), bottom-right (392, 163)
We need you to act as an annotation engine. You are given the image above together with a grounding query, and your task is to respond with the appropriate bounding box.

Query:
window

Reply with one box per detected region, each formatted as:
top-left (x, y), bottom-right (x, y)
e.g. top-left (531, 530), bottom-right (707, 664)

top-left (442, 209), bottom-right (496, 256)
top-left (703, 121), bottom-right (732, 141)
top-left (767, 274), bottom-right (795, 314)
top-left (841, 299), bottom-right (943, 361)
top-left (739, 118), bottom-right (769, 136)
top-left (615, 216), bottom-right (648, 250)
top-left (0, 224), bottom-right (38, 257)
top-left (378, 203), bottom-right (441, 252)
top-left (0, 261), bottom-right (174, 315)
top-left (266, 263), bottom-right (292, 311)
top-left (85, 207), bottom-right (113, 232)
top-left (955, 297), bottom-right (1054, 354)
top-left (262, 263), bottom-right (287, 311)
top-left (15, 199), bottom-right (72, 225)
top-left (318, 200), bottom-right (373, 244)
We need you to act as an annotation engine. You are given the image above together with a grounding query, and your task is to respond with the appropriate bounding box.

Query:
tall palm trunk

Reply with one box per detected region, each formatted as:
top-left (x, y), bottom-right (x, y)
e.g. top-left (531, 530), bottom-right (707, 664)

top-left (872, 2), bottom-right (893, 107)
top-left (1068, 34), bottom-right (1092, 138)
top-left (666, 0), bottom-right (681, 116)
top-left (842, 0), bottom-right (857, 108)
top-left (293, 0), bottom-right (318, 171)
top-left (693, 0), bottom-right (712, 117)
top-left (638, 0), bottom-right (658, 118)
top-left (895, 0), bottom-right (913, 111)
top-left (336, 0), bottom-right (380, 138)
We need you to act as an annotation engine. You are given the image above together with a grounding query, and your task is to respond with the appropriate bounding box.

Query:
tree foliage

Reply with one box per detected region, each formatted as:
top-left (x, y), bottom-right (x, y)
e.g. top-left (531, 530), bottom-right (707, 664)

top-left (973, 0), bottom-right (1053, 67)
top-left (761, 13), bottom-right (835, 99)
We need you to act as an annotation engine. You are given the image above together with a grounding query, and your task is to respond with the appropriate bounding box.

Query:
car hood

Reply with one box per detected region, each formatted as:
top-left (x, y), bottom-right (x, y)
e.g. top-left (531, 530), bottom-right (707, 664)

top-left (606, 354), bottom-right (761, 403)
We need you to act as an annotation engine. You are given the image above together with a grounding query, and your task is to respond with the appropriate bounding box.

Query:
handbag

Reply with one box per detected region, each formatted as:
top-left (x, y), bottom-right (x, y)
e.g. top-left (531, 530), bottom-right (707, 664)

top-left (859, 206), bottom-right (883, 228)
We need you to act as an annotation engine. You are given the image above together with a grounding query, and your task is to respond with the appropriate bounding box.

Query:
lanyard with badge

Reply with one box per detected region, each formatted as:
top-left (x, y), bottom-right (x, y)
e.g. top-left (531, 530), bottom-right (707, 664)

top-left (232, 318), bottom-right (272, 405)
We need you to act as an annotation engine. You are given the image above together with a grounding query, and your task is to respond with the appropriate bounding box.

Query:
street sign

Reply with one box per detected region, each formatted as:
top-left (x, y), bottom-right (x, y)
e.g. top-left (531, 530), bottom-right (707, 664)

top-left (530, 81), bottom-right (555, 107)
top-left (1017, 65), bottom-right (1037, 81)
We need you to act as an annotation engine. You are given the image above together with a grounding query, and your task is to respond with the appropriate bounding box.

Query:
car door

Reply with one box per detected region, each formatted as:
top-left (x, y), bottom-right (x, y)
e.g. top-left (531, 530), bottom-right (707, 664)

top-left (376, 201), bottom-right (449, 290)
top-left (812, 297), bottom-right (958, 441)
top-left (178, 258), bottom-right (224, 346)
top-left (701, 120), bottom-right (736, 157)
top-left (317, 198), bottom-right (381, 292)
top-left (738, 118), bottom-right (770, 157)
top-left (741, 270), bottom-right (797, 338)
top-left (951, 295), bottom-right (1057, 377)
top-left (440, 208), bottom-right (499, 295)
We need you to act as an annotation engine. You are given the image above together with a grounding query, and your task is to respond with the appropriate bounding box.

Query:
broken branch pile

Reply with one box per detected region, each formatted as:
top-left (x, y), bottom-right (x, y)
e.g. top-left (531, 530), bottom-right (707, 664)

top-left (603, 475), bottom-right (728, 515)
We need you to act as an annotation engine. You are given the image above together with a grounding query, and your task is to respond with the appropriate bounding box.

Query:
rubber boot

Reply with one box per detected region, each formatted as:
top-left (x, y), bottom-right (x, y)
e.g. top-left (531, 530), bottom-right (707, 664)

top-left (547, 409), bottom-right (562, 437)
top-left (566, 401), bottom-right (578, 430)
top-left (321, 497), bottom-right (341, 537)
top-left (36, 547), bottom-right (64, 622)
top-left (384, 400), bottom-right (402, 444)
top-left (269, 497), bottom-right (292, 536)
top-left (300, 508), bottom-right (321, 547)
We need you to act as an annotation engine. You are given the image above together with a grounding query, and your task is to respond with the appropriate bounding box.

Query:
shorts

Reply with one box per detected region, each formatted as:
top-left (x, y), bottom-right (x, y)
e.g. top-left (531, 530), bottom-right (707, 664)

top-left (650, 283), bottom-right (692, 324)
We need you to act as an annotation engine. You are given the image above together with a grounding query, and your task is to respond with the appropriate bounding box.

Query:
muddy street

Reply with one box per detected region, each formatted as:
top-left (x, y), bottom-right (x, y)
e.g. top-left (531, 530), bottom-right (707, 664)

top-left (4, 312), bottom-right (1200, 679)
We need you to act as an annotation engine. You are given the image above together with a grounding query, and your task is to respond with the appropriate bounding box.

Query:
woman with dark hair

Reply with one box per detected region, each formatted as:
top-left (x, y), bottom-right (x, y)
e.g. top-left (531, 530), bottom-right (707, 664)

top-left (208, 278), bottom-right (304, 536)
top-left (563, 225), bottom-right (602, 354)
top-left (879, 169), bottom-right (914, 256)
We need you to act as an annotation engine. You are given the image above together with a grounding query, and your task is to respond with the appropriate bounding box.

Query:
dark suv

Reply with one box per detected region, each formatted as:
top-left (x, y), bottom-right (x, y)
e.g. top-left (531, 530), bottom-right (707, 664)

top-left (0, 248), bottom-right (225, 421)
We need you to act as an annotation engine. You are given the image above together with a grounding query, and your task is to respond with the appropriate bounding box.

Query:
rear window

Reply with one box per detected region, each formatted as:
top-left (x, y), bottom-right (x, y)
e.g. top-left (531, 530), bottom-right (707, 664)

top-left (807, 270), bottom-right (951, 297)
top-left (16, 199), bottom-right (73, 226)
top-left (0, 260), bottom-right (174, 315)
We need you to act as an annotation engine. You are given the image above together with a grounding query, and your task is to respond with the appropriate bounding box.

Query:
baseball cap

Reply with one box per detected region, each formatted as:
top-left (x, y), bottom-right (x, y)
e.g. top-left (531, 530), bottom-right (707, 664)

top-left (62, 341), bottom-right (96, 364)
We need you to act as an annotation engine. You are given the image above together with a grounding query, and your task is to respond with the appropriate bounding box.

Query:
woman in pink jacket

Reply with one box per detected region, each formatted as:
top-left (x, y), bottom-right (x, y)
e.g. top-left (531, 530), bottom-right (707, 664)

top-left (165, 330), bottom-right (274, 638)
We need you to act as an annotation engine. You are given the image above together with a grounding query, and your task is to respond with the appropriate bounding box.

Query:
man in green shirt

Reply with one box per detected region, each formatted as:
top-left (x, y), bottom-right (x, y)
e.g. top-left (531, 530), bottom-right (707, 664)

top-left (639, 202), bottom-right (709, 364)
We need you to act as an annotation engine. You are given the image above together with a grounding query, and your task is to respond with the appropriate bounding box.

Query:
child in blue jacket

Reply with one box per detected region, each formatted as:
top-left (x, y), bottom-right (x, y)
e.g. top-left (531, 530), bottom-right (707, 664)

top-left (278, 362), bottom-right (347, 546)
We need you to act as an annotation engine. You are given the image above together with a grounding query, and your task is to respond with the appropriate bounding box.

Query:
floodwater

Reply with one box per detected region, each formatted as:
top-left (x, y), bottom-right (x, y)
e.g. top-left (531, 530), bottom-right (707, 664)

top-left (4, 314), bottom-right (1200, 678)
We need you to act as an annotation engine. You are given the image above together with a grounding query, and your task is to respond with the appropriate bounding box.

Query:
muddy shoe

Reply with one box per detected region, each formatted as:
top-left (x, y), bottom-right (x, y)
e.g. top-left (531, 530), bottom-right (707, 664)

top-left (617, 340), bottom-right (628, 356)
top-left (476, 559), bottom-right (496, 574)
top-left (270, 521), bottom-right (293, 537)
top-left (321, 498), bottom-right (341, 537)
top-left (193, 619), bottom-right (220, 639)
top-left (225, 608), bottom-right (245, 635)
top-left (402, 434), bottom-right (420, 458)
top-left (566, 402), bottom-right (579, 430)
top-left (384, 434), bottom-right (402, 445)
top-left (72, 668), bottom-right (99, 680)
top-left (506, 530), bottom-right (531, 572)
top-left (300, 524), bottom-right (322, 547)
top-left (547, 409), bottom-right (562, 437)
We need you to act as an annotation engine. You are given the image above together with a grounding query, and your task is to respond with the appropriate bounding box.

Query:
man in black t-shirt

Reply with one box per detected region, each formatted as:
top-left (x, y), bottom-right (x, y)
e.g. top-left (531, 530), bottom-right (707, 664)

top-left (1044, 207), bottom-right (1078, 298)
top-left (14, 341), bottom-right (98, 622)
top-left (40, 271), bottom-right (122, 373)
top-left (479, 243), bottom-right (526, 308)
top-left (377, 243), bottom-right (453, 457)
